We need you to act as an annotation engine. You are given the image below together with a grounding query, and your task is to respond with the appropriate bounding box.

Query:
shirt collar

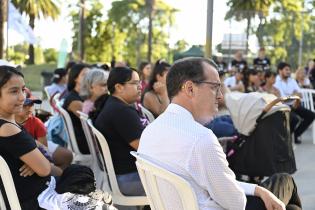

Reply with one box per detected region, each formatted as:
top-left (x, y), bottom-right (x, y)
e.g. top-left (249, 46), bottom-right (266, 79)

top-left (165, 103), bottom-right (194, 121)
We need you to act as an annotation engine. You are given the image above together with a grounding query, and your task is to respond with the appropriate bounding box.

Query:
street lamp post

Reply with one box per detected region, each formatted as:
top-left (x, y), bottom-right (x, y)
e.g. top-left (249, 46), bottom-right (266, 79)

top-left (205, 0), bottom-right (214, 58)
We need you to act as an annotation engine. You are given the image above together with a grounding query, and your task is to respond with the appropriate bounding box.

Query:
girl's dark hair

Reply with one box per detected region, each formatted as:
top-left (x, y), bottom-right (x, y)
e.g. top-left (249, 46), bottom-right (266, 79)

top-left (0, 65), bottom-right (24, 90)
top-left (147, 59), bottom-right (170, 91)
top-left (107, 67), bottom-right (134, 94)
top-left (89, 93), bottom-right (109, 123)
top-left (67, 63), bottom-right (89, 91)
top-left (65, 61), bottom-right (76, 73)
top-left (264, 71), bottom-right (277, 79)
top-left (138, 61), bottom-right (150, 80)
top-left (242, 69), bottom-right (258, 92)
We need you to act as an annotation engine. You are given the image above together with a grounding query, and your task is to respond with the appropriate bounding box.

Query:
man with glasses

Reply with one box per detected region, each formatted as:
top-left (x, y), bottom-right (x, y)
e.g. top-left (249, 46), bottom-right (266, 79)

top-left (138, 57), bottom-right (301, 210)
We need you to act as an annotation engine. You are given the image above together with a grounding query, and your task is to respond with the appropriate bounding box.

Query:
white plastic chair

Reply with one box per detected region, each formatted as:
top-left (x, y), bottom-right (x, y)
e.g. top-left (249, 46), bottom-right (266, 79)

top-left (131, 152), bottom-right (199, 210)
top-left (300, 88), bottom-right (315, 144)
top-left (0, 156), bottom-right (21, 210)
top-left (77, 111), bottom-right (109, 190)
top-left (53, 96), bottom-right (91, 165)
top-left (86, 120), bottom-right (148, 207)
top-left (138, 104), bottom-right (155, 123)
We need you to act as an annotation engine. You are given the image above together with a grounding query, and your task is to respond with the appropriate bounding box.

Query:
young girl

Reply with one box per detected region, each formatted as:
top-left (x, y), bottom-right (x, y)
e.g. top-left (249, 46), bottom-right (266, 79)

top-left (0, 65), bottom-right (51, 209)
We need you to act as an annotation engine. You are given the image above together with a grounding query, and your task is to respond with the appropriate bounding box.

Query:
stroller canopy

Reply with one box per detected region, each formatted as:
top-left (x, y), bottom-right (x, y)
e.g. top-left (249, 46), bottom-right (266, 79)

top-left (225, 92), bottom-right (290, 136)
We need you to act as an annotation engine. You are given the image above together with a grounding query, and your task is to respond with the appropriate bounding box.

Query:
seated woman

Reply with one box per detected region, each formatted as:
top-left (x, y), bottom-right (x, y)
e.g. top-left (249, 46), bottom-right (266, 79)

top-left (94, 67), bottom-right (148, 196)
top-left (142, 59), bottom-right (170, 117)
top-left (0, 66), bottom-right (51, 209)
top-left (138, 61), bottom-right (152, 94)
top-left (63, 63), bottom-right (90, 154)
top-left (261, 71), bottom-right (281, 97)
top-left (80, 68), bottom-right (109, 115)
top-left (45, 68), bottom-right (68, 98)
top-left (295, 67), bottom-right (311, 88)
top-left (15, 88), bottom-right (73, 170)
top-left (243, 68), bottom-right (262, 93)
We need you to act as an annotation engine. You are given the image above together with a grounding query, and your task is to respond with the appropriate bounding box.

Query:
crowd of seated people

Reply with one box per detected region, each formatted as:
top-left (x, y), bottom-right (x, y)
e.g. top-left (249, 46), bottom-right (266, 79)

top-left (0, 65), bottom-right (115, 210)
top-left (219, 49), bottom-right (315, 144)
top-left (0, 52), bottom-right (312, 210)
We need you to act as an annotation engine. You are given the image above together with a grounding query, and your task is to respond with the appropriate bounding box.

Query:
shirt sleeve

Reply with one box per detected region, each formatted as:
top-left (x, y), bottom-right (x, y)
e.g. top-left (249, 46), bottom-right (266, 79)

top-left (34, 117), bottom-right (47, 138)
top-left (186, 131), bottom-right (247, 209)
top-left (237, 181), bottom-right (256, 195)
top-left (2, 132), bottom-right (37, 158)
top-left (292, 79), bottom-right (301, 93)
top-left (112, 106), bottom-right (144, 144)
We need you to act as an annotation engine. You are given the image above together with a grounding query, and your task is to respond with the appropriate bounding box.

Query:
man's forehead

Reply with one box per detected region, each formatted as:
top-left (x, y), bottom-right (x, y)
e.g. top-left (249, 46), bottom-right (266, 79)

top-left (202, 62), bottom-right (220, 81)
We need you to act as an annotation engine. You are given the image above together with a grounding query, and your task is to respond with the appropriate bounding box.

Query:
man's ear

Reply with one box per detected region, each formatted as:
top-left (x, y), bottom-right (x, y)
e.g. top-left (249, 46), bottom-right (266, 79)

top-left (182, 81), bottom-right (194, 97)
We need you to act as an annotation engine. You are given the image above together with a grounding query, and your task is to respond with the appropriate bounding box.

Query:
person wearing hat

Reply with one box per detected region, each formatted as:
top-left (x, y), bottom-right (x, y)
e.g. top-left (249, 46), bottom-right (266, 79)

top-left (15, 88), bottom-right (73, 171)
top-left (45, 68), bottom-right (68, 98)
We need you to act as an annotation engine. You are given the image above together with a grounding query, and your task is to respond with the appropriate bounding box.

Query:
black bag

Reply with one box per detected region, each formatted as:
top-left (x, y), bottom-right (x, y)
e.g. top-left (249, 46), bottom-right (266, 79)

top-left (227, 111), bottom-right (296, 177)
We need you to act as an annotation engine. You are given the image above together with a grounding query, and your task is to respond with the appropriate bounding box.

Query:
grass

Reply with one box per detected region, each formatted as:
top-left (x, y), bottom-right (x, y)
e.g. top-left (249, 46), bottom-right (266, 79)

top-left (21, 63), bottom-right (57, 91)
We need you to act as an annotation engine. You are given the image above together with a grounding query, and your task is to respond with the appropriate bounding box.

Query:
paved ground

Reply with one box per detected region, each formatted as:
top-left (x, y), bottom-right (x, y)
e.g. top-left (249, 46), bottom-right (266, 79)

top-left (34, 91), bottom-right (315, 209)
top-left (293, 129), bottom-right (315, 210)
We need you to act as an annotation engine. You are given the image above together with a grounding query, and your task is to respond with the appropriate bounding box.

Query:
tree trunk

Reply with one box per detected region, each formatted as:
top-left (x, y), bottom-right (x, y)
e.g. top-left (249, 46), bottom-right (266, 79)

top-left (256, 17), bottom-right (264, 48)
top-left (146, 0), bottom-right (154, 63)
top-left (245, 16), bottom-right (251, 55)
top-left (27, 14), bottom-right (35, 64)
top-left (0, 0), bottom-right (6, 59)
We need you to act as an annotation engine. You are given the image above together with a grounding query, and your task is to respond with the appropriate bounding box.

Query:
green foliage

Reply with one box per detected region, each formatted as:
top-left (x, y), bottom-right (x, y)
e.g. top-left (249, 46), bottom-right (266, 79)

top-left (225, 0), bottom-right (314, 68)
top-left (70, 0), bottom-right (177, 66)
top-left (43, 48), bottom-right (58, 64)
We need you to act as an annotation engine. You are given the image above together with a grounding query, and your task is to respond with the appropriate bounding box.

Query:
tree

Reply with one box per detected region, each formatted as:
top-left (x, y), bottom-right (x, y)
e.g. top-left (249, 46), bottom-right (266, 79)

top-left (108, 0), bottom-right (176, 66)
top-left (0, 0), bottom-right (7, 59)
top-left (11, 0), bottom-right (60, 64)
top-left (225, 0), bottom-right (273, 53)
top-left (258, 0), bottom-right (306, 67)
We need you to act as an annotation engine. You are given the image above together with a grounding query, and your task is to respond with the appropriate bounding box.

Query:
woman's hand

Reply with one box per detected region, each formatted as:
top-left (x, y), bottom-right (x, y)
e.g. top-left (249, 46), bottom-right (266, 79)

top-left (153, 81), bottom-right (167, 96)
top-left (19, 163), bottom-right (35, 177)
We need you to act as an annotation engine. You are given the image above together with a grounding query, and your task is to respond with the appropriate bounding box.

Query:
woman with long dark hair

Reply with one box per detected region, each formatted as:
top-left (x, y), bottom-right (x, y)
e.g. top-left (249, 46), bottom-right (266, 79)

top-left (142, 59), bottom-right (171, 117)
top-left (63, 63), bottom-right (90, 154)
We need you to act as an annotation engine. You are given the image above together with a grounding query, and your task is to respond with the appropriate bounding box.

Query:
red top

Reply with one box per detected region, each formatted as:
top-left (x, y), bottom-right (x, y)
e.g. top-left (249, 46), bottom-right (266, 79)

top-left (23, 116), bottom-right (46, 139)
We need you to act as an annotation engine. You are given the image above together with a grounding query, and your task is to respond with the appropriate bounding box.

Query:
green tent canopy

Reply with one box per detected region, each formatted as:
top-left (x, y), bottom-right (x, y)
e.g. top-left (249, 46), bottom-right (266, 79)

top-left (174, 45), bottom-right (204, 61)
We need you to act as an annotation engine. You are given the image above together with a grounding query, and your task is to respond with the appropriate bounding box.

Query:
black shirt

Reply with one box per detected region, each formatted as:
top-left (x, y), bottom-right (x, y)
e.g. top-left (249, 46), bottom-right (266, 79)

top-left (0, 119), bottom-right (50, 202)
top-left (95, 96), bottom-right (145, 175)
top-left (63, 90), bottom-right (89, 154)
top-left (253, 57), bottom-right (271, 71)
top-left (231, 59), bottom-right (247, 71)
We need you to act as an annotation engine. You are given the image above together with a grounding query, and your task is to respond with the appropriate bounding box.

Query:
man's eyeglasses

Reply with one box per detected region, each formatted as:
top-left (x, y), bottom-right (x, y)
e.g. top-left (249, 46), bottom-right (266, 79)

top-left (193, 80), bottom-right (222, 95)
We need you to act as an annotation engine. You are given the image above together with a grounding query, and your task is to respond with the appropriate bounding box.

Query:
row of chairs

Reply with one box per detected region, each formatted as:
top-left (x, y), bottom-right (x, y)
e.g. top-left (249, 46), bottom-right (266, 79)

top-left (300, 88), bottom-right (315, 144)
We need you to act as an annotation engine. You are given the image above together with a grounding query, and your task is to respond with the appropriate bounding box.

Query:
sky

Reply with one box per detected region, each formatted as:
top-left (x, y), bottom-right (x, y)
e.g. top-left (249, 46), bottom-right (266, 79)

top-left (8, 0), bottom-right (248, 53)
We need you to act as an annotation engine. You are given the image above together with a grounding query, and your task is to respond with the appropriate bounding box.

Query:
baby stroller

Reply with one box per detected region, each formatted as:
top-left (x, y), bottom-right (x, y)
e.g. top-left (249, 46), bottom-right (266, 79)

top-left (224, 92), bottom-right (297, 182)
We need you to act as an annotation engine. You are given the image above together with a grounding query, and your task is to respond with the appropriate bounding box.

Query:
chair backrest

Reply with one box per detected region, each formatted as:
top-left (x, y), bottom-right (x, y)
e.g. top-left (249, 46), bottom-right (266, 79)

top-left (54, 98), bottom-right (82, 155)
top-left (0, 156), bottom-right (21, 210)
top-left (300, 88), bottom-right (315, 112)
top-left (138, 104), bottom-right (155, 123)
top-left (86, 120), bottom-right (122, 196)
top-left (131, 152), bottom-right (199, 210)
top-left (77, 112), bottom-right (108, 189)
